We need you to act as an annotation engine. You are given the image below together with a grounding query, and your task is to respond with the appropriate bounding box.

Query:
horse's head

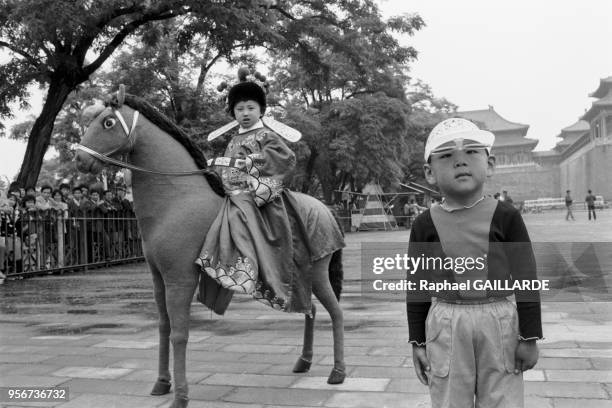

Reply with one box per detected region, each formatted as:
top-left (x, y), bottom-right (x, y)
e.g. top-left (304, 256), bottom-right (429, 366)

top-left (75, 85), bottom-right (139, 174)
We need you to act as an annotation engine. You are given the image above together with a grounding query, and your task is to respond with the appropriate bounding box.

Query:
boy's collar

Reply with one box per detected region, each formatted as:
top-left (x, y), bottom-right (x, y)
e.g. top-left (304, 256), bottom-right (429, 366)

top-left (439, 195), bottom-right (486, 212)
top-left (238, 120), bottom-right (264, 134)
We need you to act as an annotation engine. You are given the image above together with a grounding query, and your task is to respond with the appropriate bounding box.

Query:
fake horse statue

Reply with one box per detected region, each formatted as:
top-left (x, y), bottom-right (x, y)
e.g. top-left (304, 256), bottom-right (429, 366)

top-left (75, 88), bottom-right (345, 408)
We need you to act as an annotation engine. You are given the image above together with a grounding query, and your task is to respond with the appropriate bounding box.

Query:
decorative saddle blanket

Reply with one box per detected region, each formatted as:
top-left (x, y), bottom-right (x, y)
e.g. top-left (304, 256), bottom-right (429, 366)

top-left (196, 190), bottom-right (345, 314)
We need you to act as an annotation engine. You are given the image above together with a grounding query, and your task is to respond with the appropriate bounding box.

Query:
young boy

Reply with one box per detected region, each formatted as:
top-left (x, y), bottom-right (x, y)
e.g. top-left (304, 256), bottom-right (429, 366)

top-left (407, 118), bottom-right (543, 408)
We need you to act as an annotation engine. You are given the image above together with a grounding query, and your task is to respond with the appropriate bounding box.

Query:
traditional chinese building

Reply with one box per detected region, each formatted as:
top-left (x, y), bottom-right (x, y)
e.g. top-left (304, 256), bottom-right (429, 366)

top-left (554, 77), bottom-right (612, 200)
top-left (456, 106), bottom-right (559, 201)
top-left (453, 76), bottom-right (612, 202)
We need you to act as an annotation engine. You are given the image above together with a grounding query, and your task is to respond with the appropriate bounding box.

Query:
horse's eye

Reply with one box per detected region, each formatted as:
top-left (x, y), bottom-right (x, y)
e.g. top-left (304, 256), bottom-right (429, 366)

top-left (103, 117), bottom-right (117, 129)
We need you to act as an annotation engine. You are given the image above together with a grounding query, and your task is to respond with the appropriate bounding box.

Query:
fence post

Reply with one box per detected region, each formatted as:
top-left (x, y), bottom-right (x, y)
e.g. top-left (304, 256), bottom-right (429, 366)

top-left (56, 214), bottom-right (64, 268)
top-left (81, 211), bottom-right (88, 267)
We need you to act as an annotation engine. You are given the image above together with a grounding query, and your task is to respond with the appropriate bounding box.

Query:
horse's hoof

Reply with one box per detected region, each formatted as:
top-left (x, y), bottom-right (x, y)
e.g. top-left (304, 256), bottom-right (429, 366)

top-left (327, 367), bottom-right (346, 384)
top-left (150, 379), bottom-right (171, 395)
top-left (292, 356), bottom-right (312, 373)
top-left (169, 398), bottom-right (189, 408)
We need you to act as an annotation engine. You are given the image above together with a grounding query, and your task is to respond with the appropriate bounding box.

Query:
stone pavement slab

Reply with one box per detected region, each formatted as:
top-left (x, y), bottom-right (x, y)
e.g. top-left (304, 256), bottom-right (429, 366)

top-left (222, 387), bottom-right (334, 406)
top-left (290, 377), bottom-right (390, 392)
top-left (324, 391), bottom-right (430, 408)
top-left (51, 367), bottom-right (133, 380)
top-left (93, 339), bottom-right (157, 349)
top-left (54, 393), bottom-right (165, 408)
top-left (552, 399), bottom-right (612, 408)
top-left (201, 373), bottom-right (296, 388)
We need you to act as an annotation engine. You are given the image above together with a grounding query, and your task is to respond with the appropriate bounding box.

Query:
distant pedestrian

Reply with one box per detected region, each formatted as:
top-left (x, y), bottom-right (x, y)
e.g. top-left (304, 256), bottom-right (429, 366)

top-left (80, 185), bottom-right (90, 199)
top-left (35, 185), bottom-right (53, 210)
top-left (502, 190), bottom-right (514, 205)
top-left (585, 189), bottom-right (597, 221)
top-left (565, 190), bottom-right (575, 221)
top-left (403, 201), bottom-right (411, 228)
top-left (0, 194), bottom-right (20, 283)
top-left (67, 187), bottom-right (83, 214)
top-left (112, 185), bottom-right (133, 213)
top-left (58, 182), bottom-right (71, 201)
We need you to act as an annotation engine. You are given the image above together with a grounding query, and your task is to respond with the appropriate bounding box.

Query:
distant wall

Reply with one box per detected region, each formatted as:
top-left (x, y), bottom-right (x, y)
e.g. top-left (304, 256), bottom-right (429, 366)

top-left (485, 163), bottom-right (560, 201)
top-left (559, 141), bottom-right (612, 201)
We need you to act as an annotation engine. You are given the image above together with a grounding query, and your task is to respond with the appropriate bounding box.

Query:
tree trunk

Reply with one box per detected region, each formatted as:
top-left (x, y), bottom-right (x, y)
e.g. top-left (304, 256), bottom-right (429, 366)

top-left (319, 175), bottom-right (333, 204)
top-left (16, 80), bottom-right (73, 188)
top-left (301, 147), bottom-right (318, 194)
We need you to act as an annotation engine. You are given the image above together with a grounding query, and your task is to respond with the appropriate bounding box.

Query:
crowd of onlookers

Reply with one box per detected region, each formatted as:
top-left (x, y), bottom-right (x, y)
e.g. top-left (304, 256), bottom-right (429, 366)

top-left (0, 181), bottom-right (139, 283)
top-left (0, 182), bottom-right (133, 215)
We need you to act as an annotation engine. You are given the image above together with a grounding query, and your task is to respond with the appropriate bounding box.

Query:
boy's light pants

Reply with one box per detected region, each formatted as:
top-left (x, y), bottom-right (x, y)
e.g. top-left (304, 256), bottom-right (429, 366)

top-left (426, 298), bottom-right (523, 408)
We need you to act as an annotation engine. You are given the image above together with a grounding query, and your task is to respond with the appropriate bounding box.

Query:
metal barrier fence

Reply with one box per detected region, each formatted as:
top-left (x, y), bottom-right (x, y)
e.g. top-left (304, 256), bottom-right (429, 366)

top-left (0, 209), bottom-right (144, 278)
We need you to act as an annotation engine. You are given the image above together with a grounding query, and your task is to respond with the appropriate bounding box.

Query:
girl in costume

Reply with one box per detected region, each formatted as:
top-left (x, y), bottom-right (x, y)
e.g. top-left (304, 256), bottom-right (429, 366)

top-left (196, 70), bottom-right (345, 314)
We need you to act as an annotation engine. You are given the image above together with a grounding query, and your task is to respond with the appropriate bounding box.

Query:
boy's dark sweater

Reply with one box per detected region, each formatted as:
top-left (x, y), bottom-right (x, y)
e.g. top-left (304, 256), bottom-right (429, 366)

top-left (406, 197), bottom-right (543, 345)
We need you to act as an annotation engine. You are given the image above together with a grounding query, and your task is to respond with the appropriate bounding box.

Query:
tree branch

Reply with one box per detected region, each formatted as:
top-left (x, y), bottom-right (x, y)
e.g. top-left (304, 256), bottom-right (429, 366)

top-left (83, 9), bottom-right (184, 77)
top-left (270, 5), bottom-right (296, 20)
top-left (196, 41), bottom-right (251, 92)
top-left (73, 5), bottom-right (145, 64)
top-left (0, 41), bottom-right (41, 67)
top-left (196, 51), bottom-right (222, 92)
top-left (301, 90), bottom-right (310, 107)
top-left (93, 5), bottom-right (143, 30)
top-left (40, 41), bottom-right (54, 59)
top-left (346, 89), bottom-right (377, 99)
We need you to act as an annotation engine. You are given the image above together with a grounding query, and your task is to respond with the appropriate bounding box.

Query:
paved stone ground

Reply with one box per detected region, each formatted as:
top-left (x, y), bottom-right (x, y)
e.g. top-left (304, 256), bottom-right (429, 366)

top-left (0, 210), bottom-right (611, 408)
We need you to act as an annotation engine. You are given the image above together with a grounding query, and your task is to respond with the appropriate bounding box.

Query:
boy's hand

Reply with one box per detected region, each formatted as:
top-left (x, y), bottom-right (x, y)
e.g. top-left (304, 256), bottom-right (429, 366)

top-left (514, 340), bottom-right (539, 374)
top-left (412, 345), bottom-right (430, 385)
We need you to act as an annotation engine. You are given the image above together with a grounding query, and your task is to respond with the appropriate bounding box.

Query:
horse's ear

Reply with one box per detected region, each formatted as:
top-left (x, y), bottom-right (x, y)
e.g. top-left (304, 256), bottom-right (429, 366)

top-left (117, 84), bottom-right (125, 107)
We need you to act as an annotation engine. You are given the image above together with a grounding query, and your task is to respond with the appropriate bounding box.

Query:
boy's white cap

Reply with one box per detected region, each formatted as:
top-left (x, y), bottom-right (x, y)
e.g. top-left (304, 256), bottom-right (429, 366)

top-left (425, 118), bottom-right (495, 161)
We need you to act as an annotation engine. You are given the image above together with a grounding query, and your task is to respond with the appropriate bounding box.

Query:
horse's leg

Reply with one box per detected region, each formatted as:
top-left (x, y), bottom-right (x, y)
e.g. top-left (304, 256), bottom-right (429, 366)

top-left (164, 268), bottom-right (199, 408)
top-left (150, 265), bottom-right (172, 396)
top-left (311, 255), bottom-right (346, 384)
top-left (293, 303), bottom-right (316, 373)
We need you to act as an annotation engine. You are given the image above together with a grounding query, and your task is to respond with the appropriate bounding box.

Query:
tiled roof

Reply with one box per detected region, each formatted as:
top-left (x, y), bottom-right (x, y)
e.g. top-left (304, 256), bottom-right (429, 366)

top-left (491, 135), bottom-right (538, 148)
top-left (555, 120), bottom-right (590, 148)
top-left (582, 88), bottom-right (612, 122)
top-left (560, 119), bottom-right (590, 134)
top-left (589, 76), bottom-right (612, 98)
top-left (557, 132), bottom-right (585, 146)
top-left (456, 106), bottom-right (529, 134)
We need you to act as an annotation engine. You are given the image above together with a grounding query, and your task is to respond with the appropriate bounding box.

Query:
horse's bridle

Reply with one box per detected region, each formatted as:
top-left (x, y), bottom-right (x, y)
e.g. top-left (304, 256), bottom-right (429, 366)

top-left (75, 108), bottom-right (244, 176)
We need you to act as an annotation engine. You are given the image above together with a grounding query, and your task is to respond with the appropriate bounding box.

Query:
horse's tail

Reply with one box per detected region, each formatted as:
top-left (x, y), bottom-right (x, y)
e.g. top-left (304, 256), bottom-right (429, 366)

top-left (328, 248), bottom-right (343, 301)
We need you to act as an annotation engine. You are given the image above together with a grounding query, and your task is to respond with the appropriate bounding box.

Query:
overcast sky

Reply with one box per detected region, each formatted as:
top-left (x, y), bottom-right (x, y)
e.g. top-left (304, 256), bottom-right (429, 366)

top-left (1, 0), bottom-right (612, 181)
top-left (385, 0), bottom-right (612, 145)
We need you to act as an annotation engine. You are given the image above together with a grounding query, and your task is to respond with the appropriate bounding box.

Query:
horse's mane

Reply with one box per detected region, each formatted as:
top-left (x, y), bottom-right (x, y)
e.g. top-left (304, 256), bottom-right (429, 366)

top-left (110, 94), bottom-right (225, 197)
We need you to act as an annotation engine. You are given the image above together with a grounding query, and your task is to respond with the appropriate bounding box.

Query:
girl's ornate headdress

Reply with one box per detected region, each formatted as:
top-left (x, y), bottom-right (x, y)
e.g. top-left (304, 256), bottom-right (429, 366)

top-left (208, 67), bottom-right (301, 142)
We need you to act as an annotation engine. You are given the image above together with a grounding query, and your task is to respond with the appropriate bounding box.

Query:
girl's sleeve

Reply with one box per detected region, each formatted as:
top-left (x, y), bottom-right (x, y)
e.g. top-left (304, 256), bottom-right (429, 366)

top-left (247, 130), bottom-right (296, 179)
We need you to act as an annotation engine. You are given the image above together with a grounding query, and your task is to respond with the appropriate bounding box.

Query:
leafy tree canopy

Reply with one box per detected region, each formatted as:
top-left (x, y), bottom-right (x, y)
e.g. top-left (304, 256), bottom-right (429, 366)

top-left (2, 0), bottom-right (422, 187)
